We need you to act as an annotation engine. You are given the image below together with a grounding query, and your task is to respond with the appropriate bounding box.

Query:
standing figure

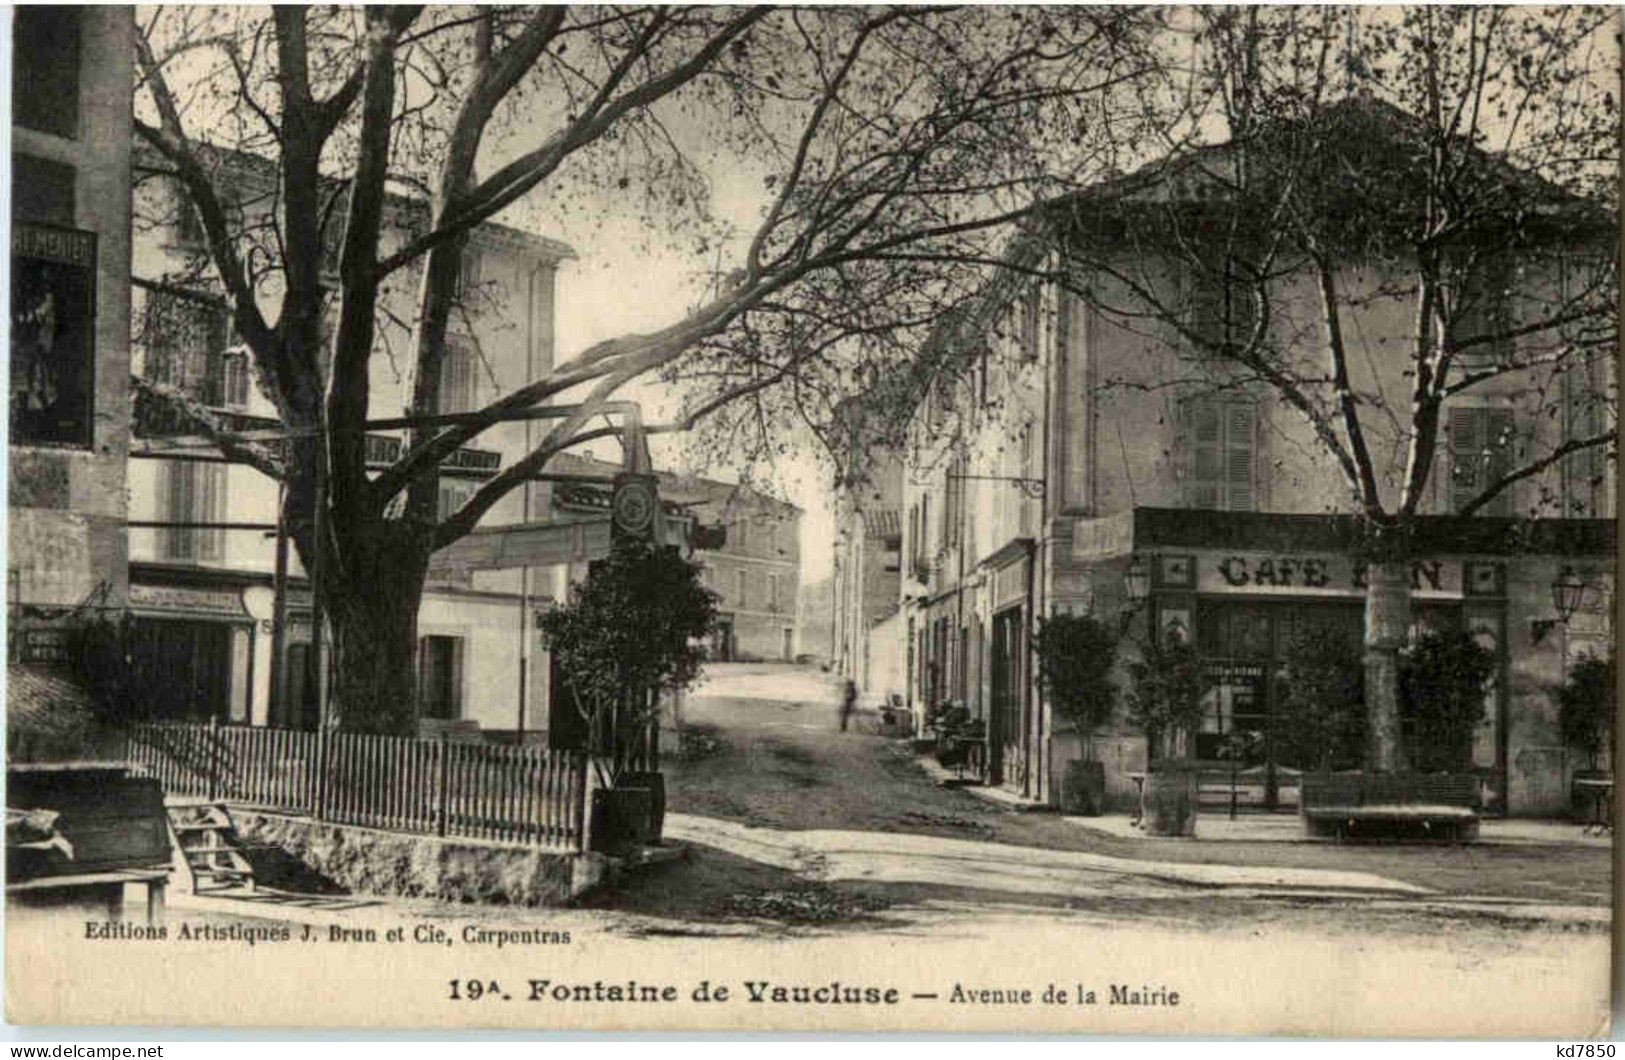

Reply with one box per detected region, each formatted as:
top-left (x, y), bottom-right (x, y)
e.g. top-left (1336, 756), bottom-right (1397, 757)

top-left (840, 679), bottom-right (857, 733)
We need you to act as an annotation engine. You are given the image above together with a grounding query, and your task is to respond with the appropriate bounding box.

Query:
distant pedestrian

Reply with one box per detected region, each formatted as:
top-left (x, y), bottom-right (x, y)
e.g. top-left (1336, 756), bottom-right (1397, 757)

top-left (840, 679), bottom-right (857, 733)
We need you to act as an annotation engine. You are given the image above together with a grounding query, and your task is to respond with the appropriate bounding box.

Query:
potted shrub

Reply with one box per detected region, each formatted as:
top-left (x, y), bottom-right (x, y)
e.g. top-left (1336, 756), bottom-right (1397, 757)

top-left (1126, 629), bottom-right (1211, 836)
top-left (1275, 623), bottom-right (1365, 817)
top-left (539, 542), bottom-right (719, 854)
top-left (1033, 613), bottom-right (1118, 815)
top-left (1557, 651), bottom-right (1614, 818)
top-left (1398, 627), bottom-right (1495, 775)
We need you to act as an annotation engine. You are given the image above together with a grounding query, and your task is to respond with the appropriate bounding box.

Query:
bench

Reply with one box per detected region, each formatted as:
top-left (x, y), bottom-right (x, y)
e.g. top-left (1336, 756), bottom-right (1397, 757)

top-left (7, 763), bottom-right (173, 924)
top-left (1300, 773), bottom-right (1479, 842)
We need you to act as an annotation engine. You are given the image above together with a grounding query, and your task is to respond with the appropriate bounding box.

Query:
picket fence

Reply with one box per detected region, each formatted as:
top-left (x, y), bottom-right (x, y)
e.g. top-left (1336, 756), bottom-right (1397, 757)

top-left (125, 720), bottom-right (588, 850)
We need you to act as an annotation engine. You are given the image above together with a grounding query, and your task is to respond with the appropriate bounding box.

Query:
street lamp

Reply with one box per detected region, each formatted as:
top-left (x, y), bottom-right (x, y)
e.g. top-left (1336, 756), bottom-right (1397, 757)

top-left (1532, 567), bottom-right (1587, 645)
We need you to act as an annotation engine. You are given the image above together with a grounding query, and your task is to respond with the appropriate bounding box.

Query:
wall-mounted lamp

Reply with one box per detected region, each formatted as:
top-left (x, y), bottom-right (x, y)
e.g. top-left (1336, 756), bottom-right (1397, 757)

top-left (1531, 566), bottom-right (1587, 646)
top-left (1123, 554), bottom-right (1151, 604)
top-left (1119, 554), bottom-right (1151, 634)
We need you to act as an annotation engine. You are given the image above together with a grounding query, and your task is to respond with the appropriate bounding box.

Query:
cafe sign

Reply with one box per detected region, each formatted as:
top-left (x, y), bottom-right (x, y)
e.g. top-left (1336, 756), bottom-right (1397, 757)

top-left (1192, 551), bottom-right (1462, 599)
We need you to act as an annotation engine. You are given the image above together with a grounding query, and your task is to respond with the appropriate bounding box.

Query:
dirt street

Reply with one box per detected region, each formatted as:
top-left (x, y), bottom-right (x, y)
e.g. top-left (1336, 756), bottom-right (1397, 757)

top-left (652, 663), bottom-right (1611, 908)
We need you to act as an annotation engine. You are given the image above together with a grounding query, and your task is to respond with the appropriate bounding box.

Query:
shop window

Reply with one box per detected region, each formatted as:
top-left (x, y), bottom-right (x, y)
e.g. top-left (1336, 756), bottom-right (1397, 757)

top-left (12, 223), bottom-right (95, 446)
top-left (1180, 397), bottom-right (1256, 511)
top-left (1448, 405), bottom-right (1515, 516)
top-left (417, 635), bottom-right (464, 720)
top-left (13, 8), bottom-right (80, 139)
top-left (438, 336), bottom-right (477, 413)
top-left (160, 460), bottom-right (226, 562)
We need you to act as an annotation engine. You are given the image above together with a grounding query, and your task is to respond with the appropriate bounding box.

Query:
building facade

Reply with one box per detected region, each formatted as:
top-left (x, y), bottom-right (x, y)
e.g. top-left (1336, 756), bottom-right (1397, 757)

top-left (899, 132), bottom-right (1615, 816)
top-left (9, 7), bottom-right (135, 643)
top-left (127, 145), bottom-right (573, 735)
top-left (544, 453), bottom-right (804, 664)
top-left (831, 453), bottom-right (904, 706)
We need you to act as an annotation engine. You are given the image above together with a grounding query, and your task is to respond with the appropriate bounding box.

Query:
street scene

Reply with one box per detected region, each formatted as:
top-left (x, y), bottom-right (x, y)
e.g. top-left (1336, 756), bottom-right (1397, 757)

top-left (5, 3), bottom-right (1617, 1037)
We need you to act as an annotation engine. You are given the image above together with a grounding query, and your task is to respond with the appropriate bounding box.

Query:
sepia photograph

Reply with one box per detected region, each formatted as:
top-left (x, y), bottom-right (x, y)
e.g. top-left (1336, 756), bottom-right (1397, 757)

top-left (3, 3), bottom-right (1618, 1037)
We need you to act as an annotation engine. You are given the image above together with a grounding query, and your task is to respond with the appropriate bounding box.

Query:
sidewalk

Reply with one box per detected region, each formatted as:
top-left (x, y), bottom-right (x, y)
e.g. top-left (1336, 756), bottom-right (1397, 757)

top-left (914, 752), bottom-right (1610, 848)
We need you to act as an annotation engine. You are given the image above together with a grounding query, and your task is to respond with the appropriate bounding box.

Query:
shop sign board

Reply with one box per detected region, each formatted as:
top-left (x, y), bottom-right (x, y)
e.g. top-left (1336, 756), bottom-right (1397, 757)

top-left (1191, 550), bottom-right (1462, 599)
top-left (129, 583), bottom-right (251, 619)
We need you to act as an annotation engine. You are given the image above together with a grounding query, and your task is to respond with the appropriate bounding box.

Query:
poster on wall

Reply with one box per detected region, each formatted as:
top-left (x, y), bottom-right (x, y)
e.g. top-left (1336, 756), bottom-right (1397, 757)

top-left (10, 221), bottom-right (96, 447)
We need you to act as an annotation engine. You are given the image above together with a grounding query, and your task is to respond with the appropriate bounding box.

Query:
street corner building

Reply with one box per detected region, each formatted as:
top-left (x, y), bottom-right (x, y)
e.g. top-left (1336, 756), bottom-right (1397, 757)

top-left (9, 6), bottom-right (137, 752)
top-left (835, 97), bottom-right (1616, 818)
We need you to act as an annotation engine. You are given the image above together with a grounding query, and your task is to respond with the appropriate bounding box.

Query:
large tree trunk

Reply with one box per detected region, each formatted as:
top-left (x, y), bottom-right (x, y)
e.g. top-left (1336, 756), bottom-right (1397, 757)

top-left (1363, 559), bottom-right (1411, 773)
top-left (322, 520), bottom-right (433, 735)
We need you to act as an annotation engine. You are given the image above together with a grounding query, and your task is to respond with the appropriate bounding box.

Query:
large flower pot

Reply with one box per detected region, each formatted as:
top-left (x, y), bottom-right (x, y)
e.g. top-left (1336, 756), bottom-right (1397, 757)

top-left (617, 770), bottom-right (666, 844)
top-left (1059, 759), bottom-right (1107, 817)
top-left (1140, 766), bottom-right (1198, 837)
top-left (589, 785), bottom-right (654, 855)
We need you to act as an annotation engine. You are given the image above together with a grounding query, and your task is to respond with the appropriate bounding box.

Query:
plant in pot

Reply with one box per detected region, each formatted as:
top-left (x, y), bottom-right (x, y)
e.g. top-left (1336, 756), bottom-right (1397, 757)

top-left (1557, 651), bottom-right (1614, 819)
top-left (1397, 626), bottom-right (1495, 775)
top-left (1274, 622), bottom-right (1365, 818)
top-left (1033, 613), bottom-right (1118, 816)
top-left (538, 542), bottom-right (719, 853)
top-left (1125, 628), bottom-right (1211, 836)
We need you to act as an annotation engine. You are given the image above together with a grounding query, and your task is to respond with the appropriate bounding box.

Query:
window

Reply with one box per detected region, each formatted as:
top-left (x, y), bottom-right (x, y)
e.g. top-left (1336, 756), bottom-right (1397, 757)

top-left (768, 574), bottom-right (780, 613)
top-left (437, 479), bottom-right (475, 522)
top-left (136, 284), bottom-right (229, 402)
top-left (1562, 363), bottom-right (1609, 517)
top-left (735, 569), bottom-right (748, 607)
top-left (1448, 405), bottom-right (1515, 516)
top-left (945, 452), bottom-right (966, 548)
top-left (1188, 267), bottom-right (1257, 355)
top-left (160, 461), bottom-right (225, 562)
top-left (1018, 423), bottom-right (1036, 536)
top-left (1453, 259), bottom-right (1516, 367)
top-left (735, 519), bottom-right (748, 551)
top-left (1180, 398), bottom-right (1256, 511)
top-left (438, 337), bottom-right (476, 413)
top-left (417, 635), bottom-right (464, 720)
top-left (452, 246), bottom-right (483, 301)
top-left (220, 349), bottom-right (251, 408)
top-left (1018, 289), bottom-right (1040, 360)
top-left (13, 9), bottom-right (80, 139)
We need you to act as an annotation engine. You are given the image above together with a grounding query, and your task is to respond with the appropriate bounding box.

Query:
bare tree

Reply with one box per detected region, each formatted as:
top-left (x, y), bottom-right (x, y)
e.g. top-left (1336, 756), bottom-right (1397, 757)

top-left (133, 5), bottom-right (1162, 732)
top-left (1052, 6), bottom-right (1617, 770)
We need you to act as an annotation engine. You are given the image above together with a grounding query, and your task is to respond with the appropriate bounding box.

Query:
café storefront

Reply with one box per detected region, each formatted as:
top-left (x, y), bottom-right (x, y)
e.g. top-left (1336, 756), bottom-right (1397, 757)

top-left (1065, 508), bottom-right (1614, 817)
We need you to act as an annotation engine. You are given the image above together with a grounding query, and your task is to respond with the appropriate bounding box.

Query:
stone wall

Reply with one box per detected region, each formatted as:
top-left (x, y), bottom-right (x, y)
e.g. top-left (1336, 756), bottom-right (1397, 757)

top-left (233, 809), bottom-right (611, 907)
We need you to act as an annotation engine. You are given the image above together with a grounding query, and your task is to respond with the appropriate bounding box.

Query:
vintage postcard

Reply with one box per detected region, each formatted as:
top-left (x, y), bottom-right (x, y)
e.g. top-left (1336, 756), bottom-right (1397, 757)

top-left (5, 4), bottom-right (1616, 1036)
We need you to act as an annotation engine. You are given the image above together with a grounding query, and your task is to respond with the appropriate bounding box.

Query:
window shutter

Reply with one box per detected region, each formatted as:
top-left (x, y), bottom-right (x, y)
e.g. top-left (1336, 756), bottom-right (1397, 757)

top-left (1448, 406), bottom-right (1482, 513)
top-left (1189, 401), bottom-right (1220, 509)
top-left (1224, 402), bottom-right (1256, 511)
top-left (1482, 408), bottom-right (1514, 515)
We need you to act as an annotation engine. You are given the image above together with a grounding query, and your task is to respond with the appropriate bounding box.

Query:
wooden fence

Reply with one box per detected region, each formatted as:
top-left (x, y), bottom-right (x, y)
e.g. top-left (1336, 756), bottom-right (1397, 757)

top-left (124, 721), bottom-right (589, 850)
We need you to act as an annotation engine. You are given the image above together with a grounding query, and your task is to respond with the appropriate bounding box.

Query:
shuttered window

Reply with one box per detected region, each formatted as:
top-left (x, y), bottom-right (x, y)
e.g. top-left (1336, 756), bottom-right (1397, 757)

top-left (436, 479), bottom-right (474, 522)
top-left (160, 461), bottom-right (225, 561)
top-left (438, 337), bottom-right (477, 414)
top-left (1448, 406), bottom-right (1515, 515)
top-left (1562, 365), bottom-right (1609, 517)
top-left (1181, 398), bottom-right (1256, 511)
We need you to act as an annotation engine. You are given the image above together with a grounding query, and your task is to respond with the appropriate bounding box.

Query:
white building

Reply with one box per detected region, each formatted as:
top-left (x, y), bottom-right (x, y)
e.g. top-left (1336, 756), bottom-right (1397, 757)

top-left (127, 145), bottom-right (573, 737)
